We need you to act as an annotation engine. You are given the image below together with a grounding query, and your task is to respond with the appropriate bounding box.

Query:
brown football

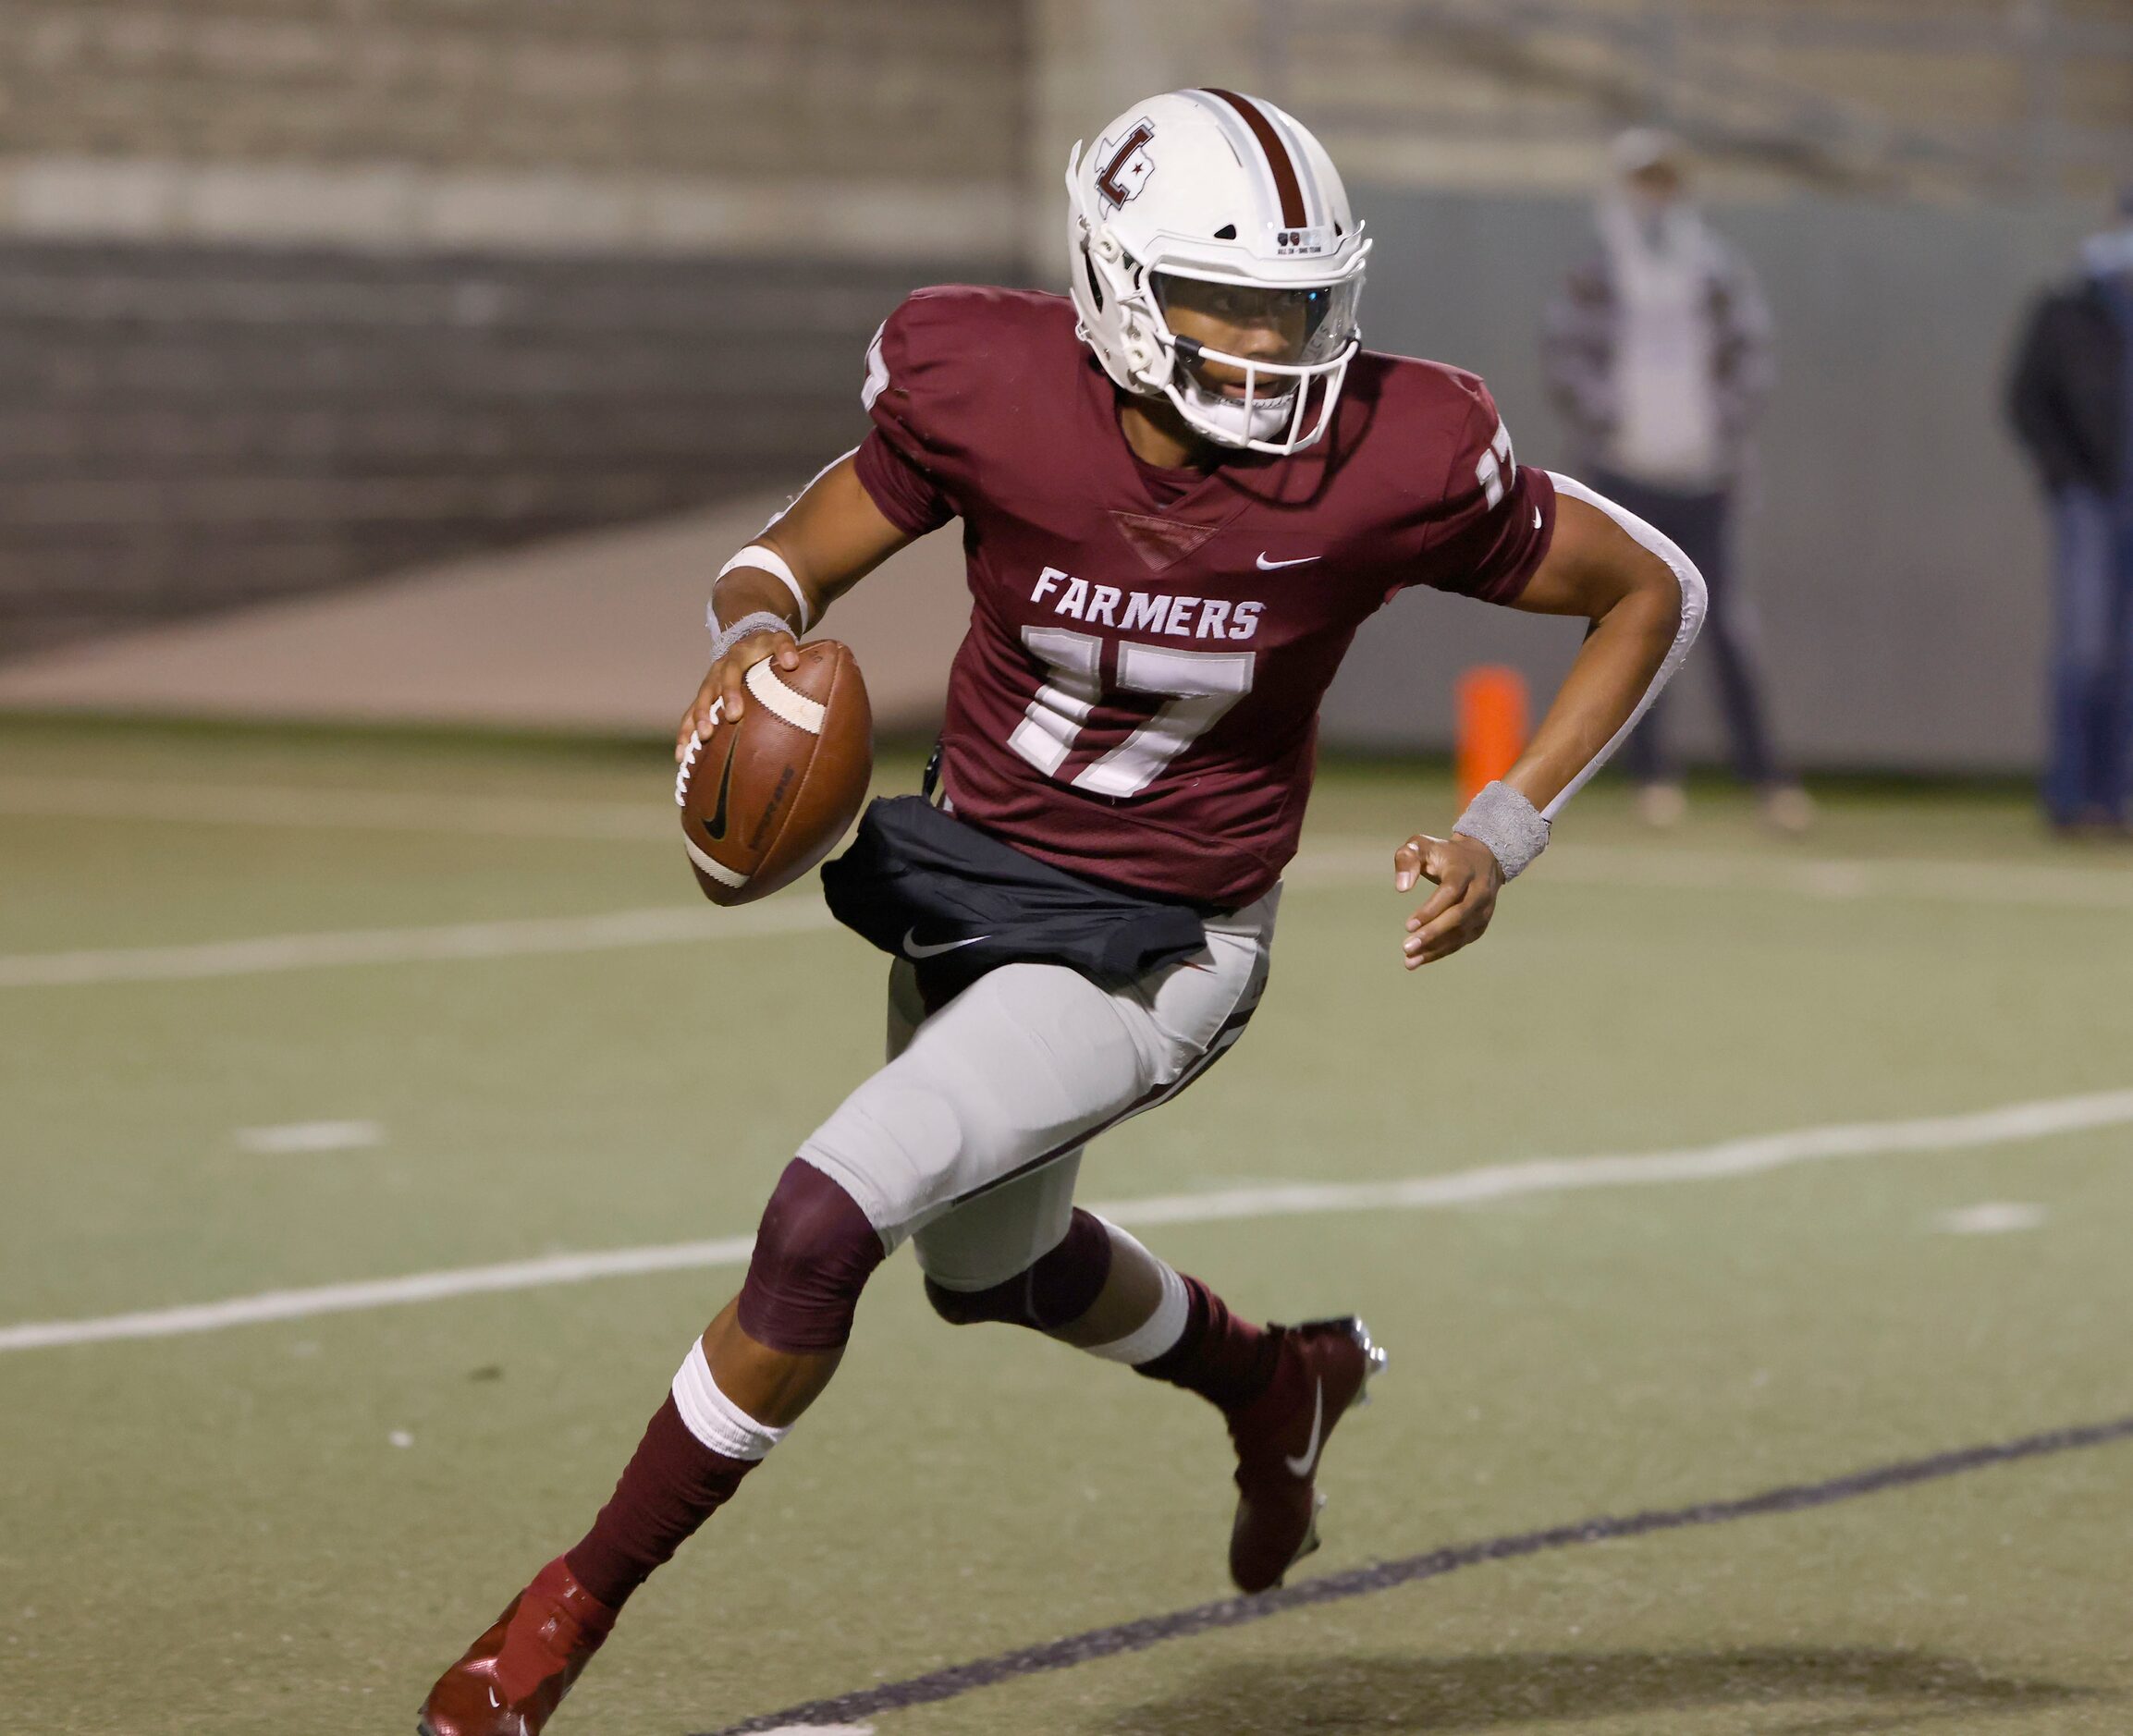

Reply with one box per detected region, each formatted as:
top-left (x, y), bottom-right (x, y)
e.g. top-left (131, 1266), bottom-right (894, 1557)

top-left (675, 641), bottom-right (873, 906)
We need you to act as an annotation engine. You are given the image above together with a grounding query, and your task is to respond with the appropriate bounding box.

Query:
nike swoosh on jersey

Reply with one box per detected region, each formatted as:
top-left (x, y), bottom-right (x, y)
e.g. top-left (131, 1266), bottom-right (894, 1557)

top-left (701, 736), bottom-right (740, 841)
top-left (901, 929), bottom-right (993, 960)
top-left (1256, 552), bottom-right (1321, 570)
top-left (1283, 1378), bottom-right (1326, 1478)
top-left (1533, 506), bottom-right (1543, 530)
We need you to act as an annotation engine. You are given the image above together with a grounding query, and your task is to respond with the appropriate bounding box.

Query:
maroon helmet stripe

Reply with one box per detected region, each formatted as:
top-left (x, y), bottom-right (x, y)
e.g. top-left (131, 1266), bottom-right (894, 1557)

top-left (1201, 88), bottom-right (1307, 228)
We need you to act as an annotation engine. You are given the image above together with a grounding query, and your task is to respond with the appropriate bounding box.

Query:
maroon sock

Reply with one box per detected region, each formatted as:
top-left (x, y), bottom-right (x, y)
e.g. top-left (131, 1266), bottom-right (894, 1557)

top-left (563, 1396), bottom-right (759, 1612)
top-left (1133, 1275), bottom-right (1281, 1413)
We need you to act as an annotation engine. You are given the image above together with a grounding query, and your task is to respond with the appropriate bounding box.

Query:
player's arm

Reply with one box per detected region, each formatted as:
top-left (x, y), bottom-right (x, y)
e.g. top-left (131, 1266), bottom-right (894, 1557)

top-left (1397, 482), bottom-right (1704, 967)
top-left (676, 454), bottom-right (915, 758)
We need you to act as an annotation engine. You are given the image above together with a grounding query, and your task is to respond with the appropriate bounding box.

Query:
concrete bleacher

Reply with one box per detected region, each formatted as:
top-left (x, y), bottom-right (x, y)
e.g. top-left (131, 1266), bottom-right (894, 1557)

top-left (0, 0), bottom-right (1022, 655)
top-left (0, 0), bottom-right (1024, 188)
top-left (1271, 0), bottom-right (2133, 198)
top-left (0, 245), bottom-right (962, 654)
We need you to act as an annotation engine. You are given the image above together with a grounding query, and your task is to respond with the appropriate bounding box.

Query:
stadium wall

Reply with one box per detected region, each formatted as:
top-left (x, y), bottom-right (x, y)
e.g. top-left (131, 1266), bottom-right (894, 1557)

top-left (1323, 188), bottom-right (2097, 774)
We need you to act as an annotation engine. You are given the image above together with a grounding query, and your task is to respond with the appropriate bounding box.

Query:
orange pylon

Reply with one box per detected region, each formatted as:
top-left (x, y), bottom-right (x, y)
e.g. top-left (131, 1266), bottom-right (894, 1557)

top-left (1455, 665), bottom-right (1529, 804)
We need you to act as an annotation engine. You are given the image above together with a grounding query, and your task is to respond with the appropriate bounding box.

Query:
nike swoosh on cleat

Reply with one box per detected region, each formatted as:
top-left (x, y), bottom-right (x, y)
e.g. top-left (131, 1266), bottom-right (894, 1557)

top-left (1257, 552), bottom-right (1321, 570)
top-left (1284, 1379), bottom-right (1326, 1479)
top-left (901, 929), bottom-right (992, 960)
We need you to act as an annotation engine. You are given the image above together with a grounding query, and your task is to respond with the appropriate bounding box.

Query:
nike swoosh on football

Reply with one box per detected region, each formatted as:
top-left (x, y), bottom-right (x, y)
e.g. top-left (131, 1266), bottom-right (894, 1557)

top-left (901, 929), bottom-right (992, 960)
top-left (1284, 1379), bottom-right (1326, 1479)
top-left (702, 736), bottom-right (740, 842)
top-left (1257, 552), bottom-right (1321, 570)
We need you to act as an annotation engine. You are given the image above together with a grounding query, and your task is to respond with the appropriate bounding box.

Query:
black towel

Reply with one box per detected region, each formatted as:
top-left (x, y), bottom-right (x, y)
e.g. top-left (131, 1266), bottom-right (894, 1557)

top-left (820, 795), bottom-right (1208, 1003)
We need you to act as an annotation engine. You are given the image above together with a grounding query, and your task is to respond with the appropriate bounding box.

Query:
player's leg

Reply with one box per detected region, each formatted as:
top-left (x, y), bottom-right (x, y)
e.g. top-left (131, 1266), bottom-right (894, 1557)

top-left (911, 894), bottom-right (1386, 1591)
top-left (917, 1181), bottom-right (1382, 1593)
top-left (419, 941), bottom-right (1202, 1734)
top-left (918, 1184), bottom-right (1280, 1411)
top-left (901, 890), bottom-right (1279, 1394)
top-left (418, 1152), bottom-right (885, 1736)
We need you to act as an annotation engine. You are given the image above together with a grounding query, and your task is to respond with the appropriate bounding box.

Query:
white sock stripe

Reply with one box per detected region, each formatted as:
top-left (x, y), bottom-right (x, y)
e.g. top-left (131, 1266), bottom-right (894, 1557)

top-left (670, 1339), bottom-right (789, 1461)
top-left (1081, 1225), bottom-right (1190, 1365)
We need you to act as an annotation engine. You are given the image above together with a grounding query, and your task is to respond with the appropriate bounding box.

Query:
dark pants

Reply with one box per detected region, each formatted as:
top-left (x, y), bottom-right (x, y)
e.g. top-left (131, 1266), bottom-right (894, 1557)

top-left (1591, 471), bottom-right (1784, 789)
top-left (2044, 487), bottom-right (2133, 825)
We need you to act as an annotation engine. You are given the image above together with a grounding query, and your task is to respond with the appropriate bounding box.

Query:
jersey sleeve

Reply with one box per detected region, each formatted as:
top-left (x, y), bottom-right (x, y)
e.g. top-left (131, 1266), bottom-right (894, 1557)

top-left (1405, 378), bottom-right (1556, 605)
top-left (851, 292), bottom-right (964, 538)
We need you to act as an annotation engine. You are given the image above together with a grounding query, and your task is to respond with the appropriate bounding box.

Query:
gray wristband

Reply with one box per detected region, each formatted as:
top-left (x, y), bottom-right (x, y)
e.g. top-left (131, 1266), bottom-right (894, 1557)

top-left (706, 607), bottom-right (792, 665)
top-left (1452, 779), bottom-right (1551, 880)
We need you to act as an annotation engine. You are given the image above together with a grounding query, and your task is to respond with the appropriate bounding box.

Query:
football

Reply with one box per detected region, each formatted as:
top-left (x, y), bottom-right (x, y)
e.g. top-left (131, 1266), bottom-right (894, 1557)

top-left (675, 641), bottom-right (873, 906)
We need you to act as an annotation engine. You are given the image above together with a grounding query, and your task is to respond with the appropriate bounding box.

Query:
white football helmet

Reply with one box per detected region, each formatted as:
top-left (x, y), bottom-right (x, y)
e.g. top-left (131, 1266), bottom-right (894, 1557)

top-left (1066, 89), bottom-right (1370, 455)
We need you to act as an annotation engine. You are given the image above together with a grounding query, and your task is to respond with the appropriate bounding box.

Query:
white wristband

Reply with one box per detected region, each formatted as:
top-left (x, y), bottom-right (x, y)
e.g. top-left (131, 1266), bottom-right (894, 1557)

top-left (716, 543), bottom-right (813, 633)
top-left (1453, 780), bottom-right (1551, 880)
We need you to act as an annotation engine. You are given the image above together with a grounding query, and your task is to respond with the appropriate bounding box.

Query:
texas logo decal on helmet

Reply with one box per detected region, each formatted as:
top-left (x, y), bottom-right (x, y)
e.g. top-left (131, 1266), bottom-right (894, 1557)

top-left (1095, 118), bottom-right (1157, 211)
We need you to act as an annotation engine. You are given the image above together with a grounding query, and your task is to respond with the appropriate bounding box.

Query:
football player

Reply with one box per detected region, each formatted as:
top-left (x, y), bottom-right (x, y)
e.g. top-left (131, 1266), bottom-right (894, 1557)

top-left (420, 89), bottom-right (1704, 1736)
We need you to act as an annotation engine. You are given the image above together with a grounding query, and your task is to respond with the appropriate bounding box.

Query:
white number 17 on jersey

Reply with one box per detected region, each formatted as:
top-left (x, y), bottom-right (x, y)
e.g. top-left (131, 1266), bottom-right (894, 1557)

top-left (1008, 627), bottom-right (1255, 799)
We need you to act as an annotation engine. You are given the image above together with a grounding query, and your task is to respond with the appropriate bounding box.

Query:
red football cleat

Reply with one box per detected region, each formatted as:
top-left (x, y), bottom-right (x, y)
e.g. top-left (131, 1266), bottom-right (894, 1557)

top-left (417, 1556), bottom-right (616, 1736)
top-left (1225, 1315), bottom-right (1387, 1594)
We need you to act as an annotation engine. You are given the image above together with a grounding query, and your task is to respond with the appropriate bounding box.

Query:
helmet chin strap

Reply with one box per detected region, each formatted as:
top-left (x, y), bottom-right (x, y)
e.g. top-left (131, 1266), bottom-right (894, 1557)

top-left (1171, 375), bottom-right (1297, 447)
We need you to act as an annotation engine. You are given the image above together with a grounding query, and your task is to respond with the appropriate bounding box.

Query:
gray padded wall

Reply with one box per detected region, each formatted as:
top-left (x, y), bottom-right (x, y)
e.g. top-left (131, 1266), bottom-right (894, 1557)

top-left (1322, 188), bottom-right (2098, 773)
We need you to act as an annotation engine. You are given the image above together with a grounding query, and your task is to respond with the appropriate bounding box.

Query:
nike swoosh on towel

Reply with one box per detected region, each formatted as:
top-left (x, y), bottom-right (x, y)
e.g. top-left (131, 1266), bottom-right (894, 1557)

top-left (1257, 552), bottom-right (1320, 570)
top-left (901, 930), bottom-right (993, 960)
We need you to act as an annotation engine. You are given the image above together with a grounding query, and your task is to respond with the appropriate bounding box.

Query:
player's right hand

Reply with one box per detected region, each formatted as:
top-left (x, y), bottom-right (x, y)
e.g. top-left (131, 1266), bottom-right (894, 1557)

top-left (676, 630), bottom-right (801, 760)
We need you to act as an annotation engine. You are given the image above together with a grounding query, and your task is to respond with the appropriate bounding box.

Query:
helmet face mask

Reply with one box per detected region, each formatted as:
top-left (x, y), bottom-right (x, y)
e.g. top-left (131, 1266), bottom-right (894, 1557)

top-left (1065, 90), bottom-right (1370, 457)
top-left (1150, 271), bottom-right (1362, 449)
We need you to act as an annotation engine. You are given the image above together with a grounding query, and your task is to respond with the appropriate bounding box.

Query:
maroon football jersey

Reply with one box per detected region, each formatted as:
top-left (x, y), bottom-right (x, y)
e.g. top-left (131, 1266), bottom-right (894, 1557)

top-left (853, 286), bottom-right (1555, 907)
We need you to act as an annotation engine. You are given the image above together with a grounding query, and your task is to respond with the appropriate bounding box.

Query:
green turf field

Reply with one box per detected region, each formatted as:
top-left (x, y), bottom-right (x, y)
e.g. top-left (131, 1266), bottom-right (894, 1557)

top-left (3, 717), bottom-right (2130, 1736)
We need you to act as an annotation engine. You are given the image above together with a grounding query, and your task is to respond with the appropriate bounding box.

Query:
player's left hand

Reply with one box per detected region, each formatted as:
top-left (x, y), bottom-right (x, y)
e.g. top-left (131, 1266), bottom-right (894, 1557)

top-left (1393, 832), bottom-right (1504, 969)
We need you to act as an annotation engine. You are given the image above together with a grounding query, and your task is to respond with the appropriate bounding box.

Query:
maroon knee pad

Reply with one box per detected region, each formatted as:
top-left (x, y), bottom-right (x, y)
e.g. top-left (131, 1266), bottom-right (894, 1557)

top-left (924, 1207), bottom-right (1114, 1331)
top-left (735, 1159), bottom-right (888, 1354)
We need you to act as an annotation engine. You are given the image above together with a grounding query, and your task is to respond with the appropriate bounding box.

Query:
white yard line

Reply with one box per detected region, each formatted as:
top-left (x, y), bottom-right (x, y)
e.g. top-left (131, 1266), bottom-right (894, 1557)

top-left (1097, 1088), bottom-right (2133, 1225)
top-left (5, 1086), bottom-right (2127, 1356)
top-left (0, 1236), bottom-right (759, 1352)
top-left (1937, 1202), bottom-right (2048, 1235)
top-left (0, 776), bottom-right (669, 841)
top-left (1289, 840), bottom-right (2133, 911)
top-left (235, 1119), bottom-right (384, 1155)
top-left (1551, 843), bottom-right (2133, 912)
top-left (8, 772), bottom-right (2129, 908)
top-left (7, 836), bottom-right (2132, 992)
top-left (0, 900), bottom-right (835, 987)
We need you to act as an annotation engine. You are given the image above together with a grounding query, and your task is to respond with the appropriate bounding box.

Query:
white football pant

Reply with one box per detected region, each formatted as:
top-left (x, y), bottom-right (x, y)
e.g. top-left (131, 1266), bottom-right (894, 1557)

top-left (794, 887), bottom-right (1280, 1291)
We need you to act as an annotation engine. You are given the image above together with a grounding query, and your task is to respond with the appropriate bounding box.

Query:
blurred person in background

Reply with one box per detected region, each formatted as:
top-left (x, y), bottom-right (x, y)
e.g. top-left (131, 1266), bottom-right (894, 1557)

top-left (2007, 189), bottom-right (2133, 837)
top-left (1544, 128), bottom-right (1810, 832)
